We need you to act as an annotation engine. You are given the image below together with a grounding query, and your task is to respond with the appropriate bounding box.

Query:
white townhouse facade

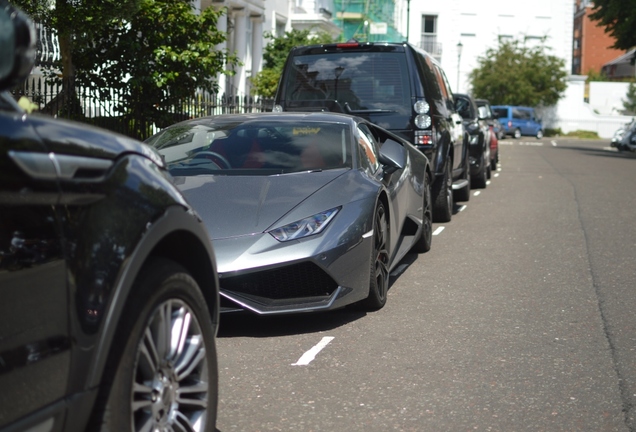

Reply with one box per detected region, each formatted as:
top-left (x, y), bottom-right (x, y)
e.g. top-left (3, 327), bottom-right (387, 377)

top-left (205, 0), bottom-right (340, 98)
top-left (201, 0), bottom-right (266, 98)
top-left (400, 0), bottom-right (574, 95)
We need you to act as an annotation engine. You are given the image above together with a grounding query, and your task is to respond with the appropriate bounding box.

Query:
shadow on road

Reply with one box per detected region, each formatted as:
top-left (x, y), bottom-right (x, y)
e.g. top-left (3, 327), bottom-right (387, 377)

top-left (554, 144), bottom-right (636, 159)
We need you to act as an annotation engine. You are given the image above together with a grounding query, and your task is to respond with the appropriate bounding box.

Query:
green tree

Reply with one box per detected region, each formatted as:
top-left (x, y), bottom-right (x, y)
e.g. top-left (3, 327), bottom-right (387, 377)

top-left (10, 0), bottom-right (141, 82)
top-left (72, 0), bottom-right (237, 137)
top-left (623, 82), bottom-right (636, 114)
top-left (469, 38), bottom-right (567, 107)
top-left (585, 69), bottom-right (611, 82)
top-left (251, 29), bottom-right (333, 98)
top-left (589, 0), bottom-right (636, 51)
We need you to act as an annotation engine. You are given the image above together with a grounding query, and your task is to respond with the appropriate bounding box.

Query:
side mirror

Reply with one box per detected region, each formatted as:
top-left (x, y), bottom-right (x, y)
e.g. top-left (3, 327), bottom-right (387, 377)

top-left (0, 3), bottom-right (36, 91)
top-left (378, 138), bottom-right (406, 175)
top-left (477, 106), bottom-right (489, 120)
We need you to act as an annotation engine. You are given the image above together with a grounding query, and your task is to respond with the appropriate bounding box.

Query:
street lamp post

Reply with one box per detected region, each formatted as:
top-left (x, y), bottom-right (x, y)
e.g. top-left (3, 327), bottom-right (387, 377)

top-left (456, 41), bottom-right (463, 92)
top-left (406, 0), bottom-right (410, 42)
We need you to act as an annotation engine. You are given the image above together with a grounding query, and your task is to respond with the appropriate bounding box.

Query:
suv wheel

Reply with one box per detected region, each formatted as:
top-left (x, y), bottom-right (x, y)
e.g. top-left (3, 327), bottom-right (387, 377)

top-left (96, 258), bottom-right (217, 432)
top-left (514, 128), bottom-right (521, 139)
top-left (472, 154), bottom-right (488, 189)
top-left (412, 174), bottom-right (433, 253)
top-left (432, 159), bottom-right (453, 223)
top-left (453, 149), bottom-right (471, 202)
top-left (536, 129), bottom-right (544, 139)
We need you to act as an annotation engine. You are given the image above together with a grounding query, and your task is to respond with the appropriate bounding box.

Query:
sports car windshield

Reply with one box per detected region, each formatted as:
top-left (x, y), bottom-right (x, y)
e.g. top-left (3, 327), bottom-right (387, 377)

top-left (146, 120), bottom-right (353, 176)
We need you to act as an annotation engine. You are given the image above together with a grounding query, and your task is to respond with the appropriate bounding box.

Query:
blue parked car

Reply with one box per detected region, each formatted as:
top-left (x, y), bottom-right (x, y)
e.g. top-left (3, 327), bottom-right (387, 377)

top-left (492, 105), bottom-right (543, 139)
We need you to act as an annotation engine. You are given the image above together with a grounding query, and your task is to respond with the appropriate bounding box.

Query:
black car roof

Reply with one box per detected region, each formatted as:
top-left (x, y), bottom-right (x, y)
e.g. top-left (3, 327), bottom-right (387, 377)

top-left (290, 41), bottom-right (408, 55)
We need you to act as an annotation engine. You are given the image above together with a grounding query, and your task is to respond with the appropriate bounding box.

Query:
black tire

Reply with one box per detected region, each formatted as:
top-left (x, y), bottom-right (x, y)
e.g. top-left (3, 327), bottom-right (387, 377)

top-left (432, 159), bottom-right (453, 223)
top-left (453, 150), bottom-right (471, 203)
top-left (96, 258), bottom-right (217, 432)
top-left (359, 201), bottom-right (390, 310)
top-left (472, 154), bottom-right (488, 189)
top-left (514, 128), bottom-right (521, 139)
top-left (490, 151), bottom-right (498, 171)
top-left (412, 175), bottom-right (433, 253)
top-left (536, 129), bottom-right (544, 139)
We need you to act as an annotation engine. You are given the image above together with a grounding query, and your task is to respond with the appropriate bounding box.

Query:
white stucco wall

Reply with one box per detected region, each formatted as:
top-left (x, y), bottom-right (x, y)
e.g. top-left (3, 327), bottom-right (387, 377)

top-left (403, 0), bottom-right (574, 95)
top-left (552, 76), bottom-right (633, 138)
top-left (589, 81), bottom-right (631, 115)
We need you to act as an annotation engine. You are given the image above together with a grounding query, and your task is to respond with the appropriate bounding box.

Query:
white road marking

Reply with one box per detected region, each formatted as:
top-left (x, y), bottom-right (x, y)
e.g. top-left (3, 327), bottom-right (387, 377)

top-left (458, 205), bottom-right (467, 212)
top-left (551, 140), bottom-right (557, 146)
top-left (433, 226), bottom-right (445, 235)
top-left (473, 191), bottom-right (481, 196)
top-left (292, 337), bottom-right (335, 366)
top-left (494, 173), bottom-right (500, 177)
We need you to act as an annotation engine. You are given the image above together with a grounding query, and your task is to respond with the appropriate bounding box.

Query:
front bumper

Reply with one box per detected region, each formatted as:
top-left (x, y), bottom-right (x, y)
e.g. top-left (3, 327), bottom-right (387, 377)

top-left (215, 225), bottom-right (373, 315)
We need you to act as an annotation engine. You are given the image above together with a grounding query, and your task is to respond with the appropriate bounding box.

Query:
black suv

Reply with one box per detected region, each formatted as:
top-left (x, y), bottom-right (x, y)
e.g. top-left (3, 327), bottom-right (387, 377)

top-left (454, 93), bottom-right (491, 189)
top-left (273, 41), bottom-right (470, 222)
top-left (0, 3), bottom-right (220, 431)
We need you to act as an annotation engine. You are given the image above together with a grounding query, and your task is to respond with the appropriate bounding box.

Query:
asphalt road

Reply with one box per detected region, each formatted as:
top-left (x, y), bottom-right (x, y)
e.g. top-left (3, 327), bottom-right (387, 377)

top-left (216, 137), bottom-right (636, 432)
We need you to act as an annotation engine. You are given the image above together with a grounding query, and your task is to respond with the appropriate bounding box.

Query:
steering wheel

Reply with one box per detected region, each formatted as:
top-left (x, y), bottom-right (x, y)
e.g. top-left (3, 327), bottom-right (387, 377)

top-left (192, 151), bottom-right (232, 169)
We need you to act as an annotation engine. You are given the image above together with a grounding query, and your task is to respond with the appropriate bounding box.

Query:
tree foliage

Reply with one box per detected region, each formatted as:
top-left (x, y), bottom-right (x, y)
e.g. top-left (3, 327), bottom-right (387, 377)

top-left (251, 29), bottom-right (334, 98)
top-left (10, 0), bottom-right (236, 137)
top-left (469, 38), bottom-right (567, 107)
top-left (623, 82), bottom-right (636, 115)
top-left (10, 0), bottom-right (142, 81)
top-left (585, 69), bottom-right (611, 82)
top-left (589, 0), bottom-right (636, 51)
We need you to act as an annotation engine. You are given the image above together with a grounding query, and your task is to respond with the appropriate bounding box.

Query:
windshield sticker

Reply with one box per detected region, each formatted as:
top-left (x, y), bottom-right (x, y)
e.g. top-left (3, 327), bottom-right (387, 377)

top-left (293, 127), bottom-right (321, 135)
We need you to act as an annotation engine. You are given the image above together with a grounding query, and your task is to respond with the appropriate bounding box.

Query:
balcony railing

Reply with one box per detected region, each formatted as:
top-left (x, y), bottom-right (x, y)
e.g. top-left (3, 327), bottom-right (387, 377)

top-left (419, 40), bottom-right (443, 57)
top-left (34, 23), bottom-right (60, 69)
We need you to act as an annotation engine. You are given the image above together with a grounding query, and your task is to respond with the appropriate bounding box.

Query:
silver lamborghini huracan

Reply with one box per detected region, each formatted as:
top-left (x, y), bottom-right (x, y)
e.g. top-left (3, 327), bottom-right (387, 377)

top-left (146, 112), bottom-right (432, 315)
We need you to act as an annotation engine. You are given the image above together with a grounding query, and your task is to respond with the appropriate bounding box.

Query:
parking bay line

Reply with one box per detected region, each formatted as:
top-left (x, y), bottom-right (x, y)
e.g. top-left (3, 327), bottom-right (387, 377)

top-left (292, 336), bottom-right (335, 366)
top-left (433, 226), bottom-right (445, 236)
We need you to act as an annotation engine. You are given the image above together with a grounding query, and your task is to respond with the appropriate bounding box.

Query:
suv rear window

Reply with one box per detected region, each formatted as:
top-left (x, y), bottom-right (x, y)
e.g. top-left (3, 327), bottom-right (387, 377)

top-left (282, 52), bottom-right (411, 114)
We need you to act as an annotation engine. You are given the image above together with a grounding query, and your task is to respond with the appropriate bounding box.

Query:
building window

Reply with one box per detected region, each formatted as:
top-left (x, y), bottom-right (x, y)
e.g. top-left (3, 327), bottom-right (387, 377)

top-left (276, 21), bottom-right (286, 37)
top-left (421, 15), bottom-right (439, 55)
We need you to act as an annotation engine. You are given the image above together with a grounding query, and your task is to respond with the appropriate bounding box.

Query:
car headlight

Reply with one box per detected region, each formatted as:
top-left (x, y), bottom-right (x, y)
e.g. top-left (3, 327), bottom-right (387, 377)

top-left (269, 207), bottom-right (340, 242)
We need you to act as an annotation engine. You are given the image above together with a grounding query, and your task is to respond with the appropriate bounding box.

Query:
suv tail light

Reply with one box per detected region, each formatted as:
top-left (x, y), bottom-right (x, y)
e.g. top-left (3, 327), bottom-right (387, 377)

top-left (336, 42), bottom-right (361, 48)
top-left (415, 130), bottom-right (433, 146)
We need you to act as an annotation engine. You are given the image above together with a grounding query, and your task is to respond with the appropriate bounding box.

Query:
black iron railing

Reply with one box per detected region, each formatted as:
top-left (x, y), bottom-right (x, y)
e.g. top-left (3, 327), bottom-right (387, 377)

top-left (12, 78), bottom-right (275, 140)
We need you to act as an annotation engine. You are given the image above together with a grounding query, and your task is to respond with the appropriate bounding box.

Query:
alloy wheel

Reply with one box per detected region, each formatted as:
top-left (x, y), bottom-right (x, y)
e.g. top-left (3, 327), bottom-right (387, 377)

top-left (132, 299), bottom-right (209, 432)
top-left (373, 204), bottom-right (390, 303)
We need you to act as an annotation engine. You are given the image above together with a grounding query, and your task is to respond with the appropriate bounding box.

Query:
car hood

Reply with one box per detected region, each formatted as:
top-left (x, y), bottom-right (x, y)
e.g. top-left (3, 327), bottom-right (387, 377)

top-left (174, 169), bottom-right (348, 240)
top-left (29, 114), bottom-right (155, 161)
